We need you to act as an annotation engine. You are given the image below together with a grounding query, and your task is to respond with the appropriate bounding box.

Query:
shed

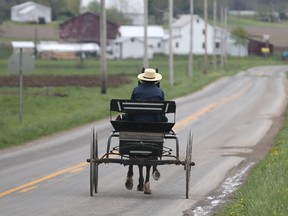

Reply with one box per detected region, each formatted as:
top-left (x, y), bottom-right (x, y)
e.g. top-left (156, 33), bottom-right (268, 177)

top-left (11, 41), bottom-right (35, 55)
top-left (110, 37), bottom-right (153, 59)
top-left (11, 1), bottom-right (51, 24)
top-left (248, 39), bottom-right (274, 56)
top-left (37, 41), bottom-right (100, 60)
top-left (59, 12), bottom-right (119, 43)
top-left (118, 25), bottom-right (166, 54)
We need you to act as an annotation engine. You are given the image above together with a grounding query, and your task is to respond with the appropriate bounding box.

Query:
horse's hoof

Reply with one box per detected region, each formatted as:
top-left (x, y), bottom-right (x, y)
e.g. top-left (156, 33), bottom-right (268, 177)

top-left (152, 170), bottom-right (161, 181)
top-left (144, 182), bottom-right (152, 194)
top-left (125, 177), bottom-right (133, 190)
top-left (137, 183), bottom-right (144, 191)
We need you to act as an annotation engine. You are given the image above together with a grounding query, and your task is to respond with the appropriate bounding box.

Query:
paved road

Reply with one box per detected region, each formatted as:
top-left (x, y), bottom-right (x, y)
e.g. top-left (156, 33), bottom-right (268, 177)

top-left (1, 66), bottom-right (287, 216)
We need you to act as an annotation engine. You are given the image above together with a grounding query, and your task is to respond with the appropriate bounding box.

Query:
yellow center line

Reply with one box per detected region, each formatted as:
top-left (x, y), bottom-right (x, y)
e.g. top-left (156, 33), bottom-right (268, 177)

top-left (0, 84), bottom-right (251, 198)
top-left (174, 83), bottom-right (251, 130)
top-left (0, 162), bottom-right (87, 198)
top-left (19, 186), bottom-right (38, 193)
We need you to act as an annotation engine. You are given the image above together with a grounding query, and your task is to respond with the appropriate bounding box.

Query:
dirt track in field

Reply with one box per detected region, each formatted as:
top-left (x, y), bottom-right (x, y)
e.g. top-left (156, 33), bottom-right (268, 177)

top-left (0, 75), bottom-right (131, 88)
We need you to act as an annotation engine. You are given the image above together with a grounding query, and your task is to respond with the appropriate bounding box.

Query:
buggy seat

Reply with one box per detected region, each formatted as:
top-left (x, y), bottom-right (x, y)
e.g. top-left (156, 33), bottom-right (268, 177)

top-left (109, 99), bottom-right (176, 157)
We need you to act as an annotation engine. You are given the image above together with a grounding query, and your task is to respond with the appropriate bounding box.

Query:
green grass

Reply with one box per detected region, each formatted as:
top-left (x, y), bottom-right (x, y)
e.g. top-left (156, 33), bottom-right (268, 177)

top-left (216, 109), bottom-right (288, 216)
top-left (228, 16), bottom-right (288, 28)
top-left (0, 55), bottom-right (286, 149)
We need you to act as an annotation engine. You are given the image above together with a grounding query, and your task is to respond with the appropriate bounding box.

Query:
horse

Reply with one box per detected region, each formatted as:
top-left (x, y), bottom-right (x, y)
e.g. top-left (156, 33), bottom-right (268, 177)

top-left (125, 163), bottom-right (160, 194)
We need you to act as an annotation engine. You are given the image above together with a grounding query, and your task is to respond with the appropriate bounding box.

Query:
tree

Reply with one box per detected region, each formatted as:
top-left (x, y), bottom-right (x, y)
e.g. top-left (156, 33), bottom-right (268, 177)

top-left (0, 0), bottom-right (28, 24)
top-left (231, 26), bottom-right (248, 56)
top-left (65, 0), bottom-right (80, 16)
top-left (88, 1), bottom-right (131, 25)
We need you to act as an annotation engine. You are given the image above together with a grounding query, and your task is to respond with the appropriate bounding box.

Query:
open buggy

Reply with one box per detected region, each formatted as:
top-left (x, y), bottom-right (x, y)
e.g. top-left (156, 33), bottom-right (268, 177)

top-left (88, 99), bottom-right (195, 198)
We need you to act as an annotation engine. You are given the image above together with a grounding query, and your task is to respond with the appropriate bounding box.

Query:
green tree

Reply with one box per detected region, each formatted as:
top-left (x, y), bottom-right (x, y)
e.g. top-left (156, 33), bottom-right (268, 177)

top-left (88, 1), bottom-right (131, 25)
top-left (0, 0), bottom-right (27, 23)
top-left (231, 26), bottom-right (248, 56)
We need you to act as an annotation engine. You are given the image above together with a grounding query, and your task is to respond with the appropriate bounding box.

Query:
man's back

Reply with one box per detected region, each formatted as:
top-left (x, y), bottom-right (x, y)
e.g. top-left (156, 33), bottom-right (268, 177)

top-left (129, 68), bottom-right (165, 122)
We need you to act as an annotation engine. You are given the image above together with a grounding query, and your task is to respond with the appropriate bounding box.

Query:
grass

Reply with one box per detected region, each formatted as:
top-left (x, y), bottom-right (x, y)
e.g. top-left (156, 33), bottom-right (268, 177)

top-left (0, 55), bottom-right (286, 149)
top-left (228, 16), bottom-right (288, 28)
top-left (216, 109), bottom-right (288, 216)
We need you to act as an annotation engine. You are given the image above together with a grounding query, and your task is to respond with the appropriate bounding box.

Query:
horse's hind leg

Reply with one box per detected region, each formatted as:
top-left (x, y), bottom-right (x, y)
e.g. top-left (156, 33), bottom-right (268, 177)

top-left (125, 165), bottom-right (133, 190)
top-left (144, 165), bottom-right (152, 194)
top-left (137, 165), bottom-right (144, 191)
top-left (152, 164), bottom-right (161, 181)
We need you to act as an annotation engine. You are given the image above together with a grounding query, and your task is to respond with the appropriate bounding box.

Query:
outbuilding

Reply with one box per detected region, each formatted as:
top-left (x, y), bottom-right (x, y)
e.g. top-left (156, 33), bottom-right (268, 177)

top-left (248, 39), bottom-right (273, 56)
top-left (118, 25), bottom-right (166, 54)
top-left (110, 37), bottom-right (153, 59)
top-left (59, 12), bottom-right (119, 43)
top-left (11, 1), bottom-right (51, 24)
top-left (11, 41), bottom-right (35, 55)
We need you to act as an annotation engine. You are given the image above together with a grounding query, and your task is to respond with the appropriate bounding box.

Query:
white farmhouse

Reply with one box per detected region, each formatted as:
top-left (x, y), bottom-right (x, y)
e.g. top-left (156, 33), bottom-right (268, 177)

top-left (11, 1), bottom-right (52, 24)
top-left (164, 14), bottom-right (247, 56)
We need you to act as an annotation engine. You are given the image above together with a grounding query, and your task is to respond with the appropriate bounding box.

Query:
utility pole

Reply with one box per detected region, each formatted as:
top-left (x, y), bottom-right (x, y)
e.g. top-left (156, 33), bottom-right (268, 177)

top-left (100, 0), bottom-right (107, 94)
top-left (224, 7), bottom-right (228, 64)
top-left (220, 7), bottom-right (224, 69)
top-left (213, 0), bottom-right (217, 70)
top-left (143, 0), bottom-right (148, 68)
top-left (203, 0), bottom-right (208, 74)
top-left (169, 0), bottom-right (174, 85)
top-left (188, 0), bottom-right (194, 77)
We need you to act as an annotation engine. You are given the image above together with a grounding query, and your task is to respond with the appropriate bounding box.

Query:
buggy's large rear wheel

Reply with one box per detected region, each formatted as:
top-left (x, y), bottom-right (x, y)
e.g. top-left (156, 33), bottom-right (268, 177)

top-left (90, 126), bottom-right (98, 196)
top-left (185, 129), bottom-right (193, 199)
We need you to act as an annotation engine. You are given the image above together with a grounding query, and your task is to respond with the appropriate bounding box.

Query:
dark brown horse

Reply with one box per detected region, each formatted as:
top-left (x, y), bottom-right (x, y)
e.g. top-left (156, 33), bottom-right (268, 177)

top-left (125, 164), bottom-right (160, 194)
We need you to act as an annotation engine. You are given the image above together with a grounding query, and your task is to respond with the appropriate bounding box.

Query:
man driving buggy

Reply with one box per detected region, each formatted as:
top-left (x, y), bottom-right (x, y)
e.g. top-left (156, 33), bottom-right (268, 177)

top-left (124, 68), bottom-right (166, 193)
top-left (129, 68), bottom-right (166, 122)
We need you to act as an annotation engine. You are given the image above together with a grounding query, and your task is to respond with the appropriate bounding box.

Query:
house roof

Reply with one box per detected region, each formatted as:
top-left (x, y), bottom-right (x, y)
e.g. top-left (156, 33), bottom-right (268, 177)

top-left (173, 14), bottom-right (200, 27)
top-left (11, 41), bottom-right (34, 48)
top-left (119, 25), bottom-right (166, 38)
top-left (12, 1), bottom-right (50, 11)
top-left (112, 37), bottom-right (143, 44)
top-left (37, 42), bottom-right (100, 52)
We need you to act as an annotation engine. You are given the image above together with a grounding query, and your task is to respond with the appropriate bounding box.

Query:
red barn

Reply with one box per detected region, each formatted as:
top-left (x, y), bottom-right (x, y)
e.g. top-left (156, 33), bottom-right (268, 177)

top-left (248, 38), bottom-right (274, 56)
top-left (59, 12), bottom-right (119, 43)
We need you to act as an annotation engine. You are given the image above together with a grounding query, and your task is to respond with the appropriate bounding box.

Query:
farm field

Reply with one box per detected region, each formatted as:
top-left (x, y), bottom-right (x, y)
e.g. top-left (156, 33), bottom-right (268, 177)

top-left (228, 16), bottom-right (288, 47)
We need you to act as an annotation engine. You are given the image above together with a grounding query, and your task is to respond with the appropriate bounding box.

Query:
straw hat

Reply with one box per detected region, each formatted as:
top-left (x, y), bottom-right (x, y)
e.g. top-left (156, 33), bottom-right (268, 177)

top-left (137, 68), bottom-right (162, 82)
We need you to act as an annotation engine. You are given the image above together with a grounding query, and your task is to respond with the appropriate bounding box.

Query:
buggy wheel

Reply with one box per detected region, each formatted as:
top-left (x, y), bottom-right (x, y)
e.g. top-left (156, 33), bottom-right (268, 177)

top-left (90, 126), bottom-right (99, 196)
top-left (185, 129), bottom-right (193, 199)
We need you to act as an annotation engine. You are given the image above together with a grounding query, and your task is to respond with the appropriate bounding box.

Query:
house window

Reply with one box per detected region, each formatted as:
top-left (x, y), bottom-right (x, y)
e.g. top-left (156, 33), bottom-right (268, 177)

top-left (157, 42), bottom-right (161, 48)
top-left (215, 42), bottom-right (220, 48)
top-left (202, 43), bottom-right (205, 49)
top-left (131, 38), bottom-right (135, 42)
top-left (196, 19), bottom-right (199, 23)
top-left (175, 42), bottom-right (179, 48)
top-left (202, 29), bottom-right (206, 35)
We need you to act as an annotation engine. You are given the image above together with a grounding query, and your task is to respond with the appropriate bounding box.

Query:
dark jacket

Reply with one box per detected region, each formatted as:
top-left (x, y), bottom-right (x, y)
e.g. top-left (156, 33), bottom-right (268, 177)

top-left (130, 82), bottom-right (165, 122)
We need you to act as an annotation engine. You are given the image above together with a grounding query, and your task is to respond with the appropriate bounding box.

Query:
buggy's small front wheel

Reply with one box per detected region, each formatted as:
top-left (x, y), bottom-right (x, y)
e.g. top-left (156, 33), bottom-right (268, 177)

top-left (90, 126), bottom-right (99, 196)
top-left (185, 129), bottom-right (193, 199)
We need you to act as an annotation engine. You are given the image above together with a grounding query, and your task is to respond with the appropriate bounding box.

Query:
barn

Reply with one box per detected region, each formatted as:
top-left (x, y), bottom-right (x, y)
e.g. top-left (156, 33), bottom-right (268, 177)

top-left (59, 12), bottom-right (119, 43)
top-left (248, 39), bottom-right (274, 56)
top-left (11, 1), bottom-right (51, 24)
